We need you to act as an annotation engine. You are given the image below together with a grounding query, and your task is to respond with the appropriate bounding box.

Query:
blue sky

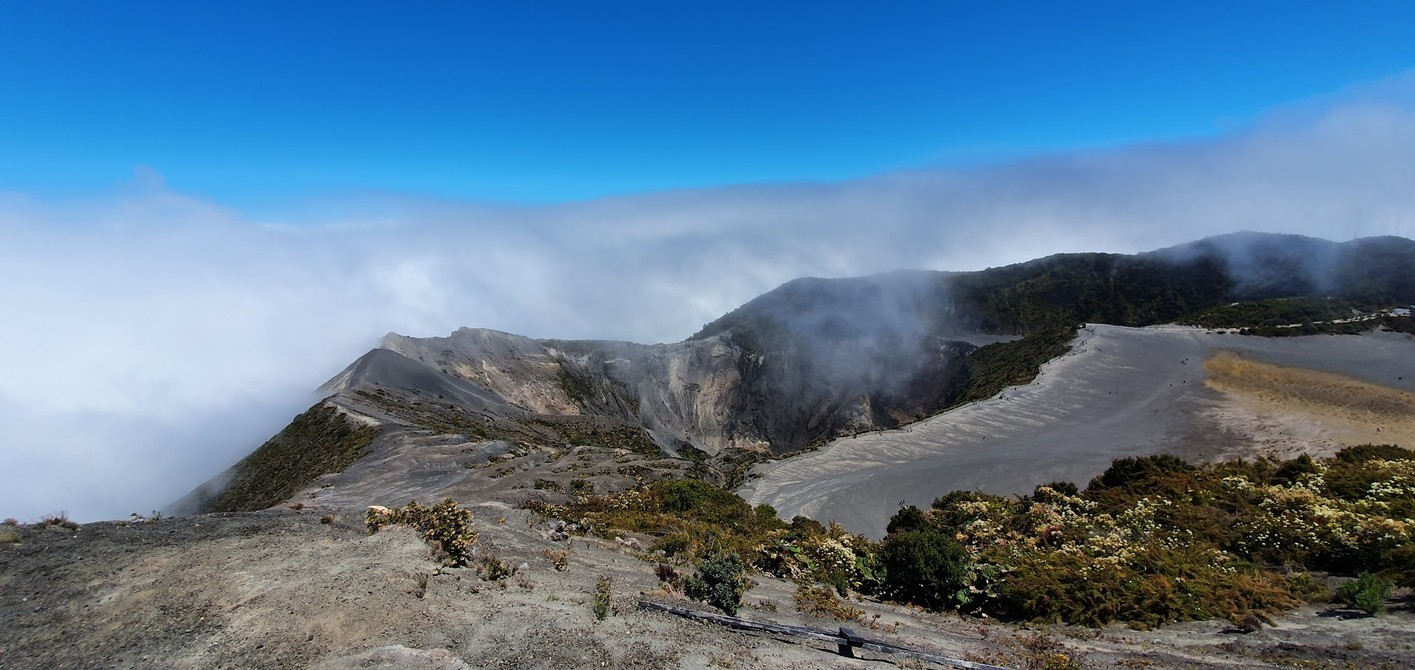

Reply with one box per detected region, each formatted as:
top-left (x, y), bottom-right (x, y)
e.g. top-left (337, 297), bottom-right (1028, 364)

top-left (3, 1), bottom-right (1414, 207)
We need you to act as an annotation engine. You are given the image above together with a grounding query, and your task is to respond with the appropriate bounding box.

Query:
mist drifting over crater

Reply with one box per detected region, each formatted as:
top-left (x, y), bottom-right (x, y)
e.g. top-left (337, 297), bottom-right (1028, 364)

top-left (3, 74), bottom-right (1415, 521)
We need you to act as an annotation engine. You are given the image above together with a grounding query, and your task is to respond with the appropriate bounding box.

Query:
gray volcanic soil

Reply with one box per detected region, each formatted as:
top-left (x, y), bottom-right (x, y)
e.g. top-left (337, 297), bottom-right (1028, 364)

top-left (4, 508), bottom-right (1412, 669)
top-left (740, 325), bottom-right (1415, 536)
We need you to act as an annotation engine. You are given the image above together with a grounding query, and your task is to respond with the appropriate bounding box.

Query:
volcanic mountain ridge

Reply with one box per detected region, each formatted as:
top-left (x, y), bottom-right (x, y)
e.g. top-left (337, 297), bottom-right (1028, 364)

top-left (175, 232), bottom-right (1415, 516)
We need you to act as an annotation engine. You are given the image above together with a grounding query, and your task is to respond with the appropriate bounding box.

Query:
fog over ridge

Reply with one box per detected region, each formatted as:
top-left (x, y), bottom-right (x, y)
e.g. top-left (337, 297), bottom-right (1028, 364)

top-left (3, 78), bottom-right (1415, 521)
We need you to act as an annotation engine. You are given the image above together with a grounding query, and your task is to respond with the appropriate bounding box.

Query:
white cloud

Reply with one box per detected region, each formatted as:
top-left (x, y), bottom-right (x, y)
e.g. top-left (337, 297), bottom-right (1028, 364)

top-left (3, 74), bottom-right (1415, 521)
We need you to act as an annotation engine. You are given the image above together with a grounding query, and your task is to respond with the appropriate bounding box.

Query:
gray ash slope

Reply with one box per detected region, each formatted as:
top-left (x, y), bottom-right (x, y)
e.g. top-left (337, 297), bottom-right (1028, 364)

top-left (177, 232), bottom-right (1415, 516)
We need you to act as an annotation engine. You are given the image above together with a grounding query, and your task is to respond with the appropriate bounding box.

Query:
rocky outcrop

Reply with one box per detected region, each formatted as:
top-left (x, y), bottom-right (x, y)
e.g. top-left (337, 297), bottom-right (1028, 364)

top-left (323, 319), bottom-right (979, 458)
top-left (380, 328), bottom-right (581, 416)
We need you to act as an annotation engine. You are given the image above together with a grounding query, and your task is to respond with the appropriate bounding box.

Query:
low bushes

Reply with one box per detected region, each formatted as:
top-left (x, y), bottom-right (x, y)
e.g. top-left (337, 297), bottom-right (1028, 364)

top-left (992, 541), bottom-right (1299, 628)
top-left (367, 499), bottom-right (478, 566)
top-left (920, 449), bottom-right (1413, 626)
top-left (40, 513), bottom-right (80, 531)
top-left (542, 479), bottom-right (880, 609)
top-left (1337, 573), bottom-right (1394, 615)
top-left (542, 478), bottom-right (786, 563)
top-left (877, 526), bottom-right (971, 611)
top-left (539, 447), bottom-right (1413, 628)
top-left (684, 553), bottom-right (749, 615)
top-left (793, 585), bottom-right (865, 621)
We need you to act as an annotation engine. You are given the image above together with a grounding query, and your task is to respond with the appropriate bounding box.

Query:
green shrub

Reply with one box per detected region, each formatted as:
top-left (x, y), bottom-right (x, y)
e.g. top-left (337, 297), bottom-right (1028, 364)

top-left (879, 528), bottom-right (971, 611)
top-left (757, 520), bottom-right (880, 595)
top-left (930, 491), bottom-right (1011, 531)
top-left (366, 499), bottom-right (478, 566)
top-left (885, 505), bottom-right (928, 535)
top-left (788, 515), bottom-right (825, 536)
top-left (685, 553), bottom-right (749, 615)
top-left (1337, 573), bottom-right (1393, 615)
top-left (1088, 454), bottom-right (1194, 491)
top-left (593, 575), bottom-right (612, 620)
top-left (1334, 444), bottom-right (1415, 463)
top-left (654, 479), bottom-right (746, 520)
top-left (1272, 454), bottom-right (1318, 486)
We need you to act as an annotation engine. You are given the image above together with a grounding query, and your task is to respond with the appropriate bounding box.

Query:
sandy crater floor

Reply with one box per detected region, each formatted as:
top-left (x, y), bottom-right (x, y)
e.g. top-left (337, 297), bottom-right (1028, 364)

top-left (740, 325), bottom-right (1415, 536)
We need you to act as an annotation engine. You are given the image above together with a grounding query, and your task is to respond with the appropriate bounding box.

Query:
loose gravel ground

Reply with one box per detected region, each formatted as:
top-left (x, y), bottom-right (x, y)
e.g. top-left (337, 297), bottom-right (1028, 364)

top-left (3, 506), bottom-right (1412, 669)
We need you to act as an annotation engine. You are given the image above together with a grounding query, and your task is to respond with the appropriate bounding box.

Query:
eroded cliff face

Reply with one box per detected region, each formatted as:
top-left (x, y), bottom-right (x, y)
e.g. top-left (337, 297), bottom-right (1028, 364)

top-left (547, 335), bottom-right (757, 456)
top-left (358, 328), bottom-right (759, 455)
top-left (382, 328), bottom-right (582, 416)
top-left (363, 322), bottom-right (981, 459)
top-left (300, 295), bottom-right (986, 470)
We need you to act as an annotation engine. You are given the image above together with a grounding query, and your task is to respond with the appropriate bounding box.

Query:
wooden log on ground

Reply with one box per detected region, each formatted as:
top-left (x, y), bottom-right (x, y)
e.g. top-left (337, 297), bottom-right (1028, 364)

top-left (637, 600), bottom-right (1010, 669)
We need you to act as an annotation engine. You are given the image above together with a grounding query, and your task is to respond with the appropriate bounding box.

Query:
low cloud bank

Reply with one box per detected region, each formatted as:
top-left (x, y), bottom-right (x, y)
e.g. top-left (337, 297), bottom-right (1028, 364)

top-left (3, 77), bottom-right (1415, 521)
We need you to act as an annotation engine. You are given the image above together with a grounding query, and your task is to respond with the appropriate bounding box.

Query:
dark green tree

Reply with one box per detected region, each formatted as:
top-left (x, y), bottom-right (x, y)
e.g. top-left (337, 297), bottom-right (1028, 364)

top-left (879, 528), bottom-right (971, 610)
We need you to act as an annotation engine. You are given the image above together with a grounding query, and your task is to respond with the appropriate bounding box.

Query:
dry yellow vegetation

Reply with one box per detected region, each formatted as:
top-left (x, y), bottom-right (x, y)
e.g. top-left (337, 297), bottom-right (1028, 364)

top-left (1205, 350), bottom-right (1415, 449)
